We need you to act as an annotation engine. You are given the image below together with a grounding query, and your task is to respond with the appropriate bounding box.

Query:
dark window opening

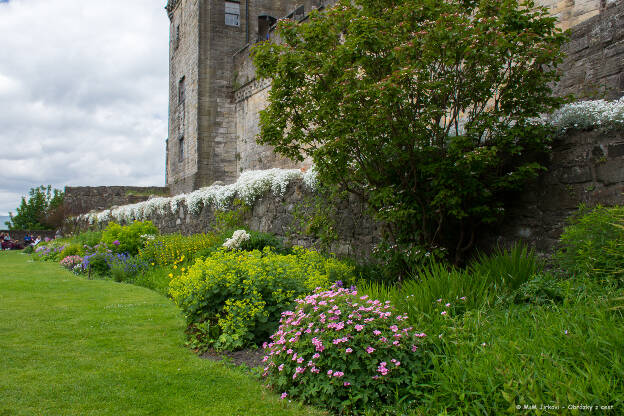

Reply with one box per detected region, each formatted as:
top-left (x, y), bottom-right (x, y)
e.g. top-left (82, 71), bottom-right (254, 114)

top-left (257, 14), bottom-right (276, 42)
top-left (179, 136), bottom-right (184, 162)
top-left (175, 25), bottom-right (180, 49)
top-left (178, 76), bottom-right (185, 106)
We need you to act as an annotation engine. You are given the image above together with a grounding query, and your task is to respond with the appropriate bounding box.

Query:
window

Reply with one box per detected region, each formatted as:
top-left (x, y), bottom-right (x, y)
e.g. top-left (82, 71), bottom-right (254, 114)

top-left (175, 25), bottom-right (180, 49)
top-left (178, 76), bottom-right (185, 105)
top-left (225, 1), bottom-right (240, 27)
top-left (179, 136), bottom-right (184, 162)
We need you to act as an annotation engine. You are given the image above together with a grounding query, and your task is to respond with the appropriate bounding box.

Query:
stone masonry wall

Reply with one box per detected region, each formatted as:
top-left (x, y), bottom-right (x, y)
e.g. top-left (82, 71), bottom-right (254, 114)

top-left (554, 0), bottom-right (624, 99)
top-left (76, 129), bottom-right (624, 257)
top-left (167, 0), bottom-right (201, 194)
top-left (64, 186), bottom-right (169, 216)
top-left (487, 128), bottom-right (624, 252)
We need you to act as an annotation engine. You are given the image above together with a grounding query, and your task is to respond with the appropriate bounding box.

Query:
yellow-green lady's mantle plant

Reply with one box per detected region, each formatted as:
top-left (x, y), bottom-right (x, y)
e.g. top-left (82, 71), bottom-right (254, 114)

top-left (262, 284), bottom-right (429, 413)
top-left (169, 247), bottom-right (354, 350)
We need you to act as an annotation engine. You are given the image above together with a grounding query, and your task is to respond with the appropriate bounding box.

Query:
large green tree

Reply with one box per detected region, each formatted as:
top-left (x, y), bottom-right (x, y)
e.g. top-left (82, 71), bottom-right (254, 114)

top-left (253, 0), bottom-right (567, 265)
top-left (6, 186), bottom-right (64, 230)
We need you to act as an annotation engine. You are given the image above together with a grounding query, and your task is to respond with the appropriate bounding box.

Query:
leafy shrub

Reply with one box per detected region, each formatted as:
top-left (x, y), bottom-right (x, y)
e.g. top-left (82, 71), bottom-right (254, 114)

top-left (240, 231), bottom-right (287, 253)
top-left (169, 247), bottom-right (354, 351)
top-left (557, 205), bottom-right (624, 285)
top-left (262, 285), bottom-right (430, 414)
top-left (72, 231), bottom-right (103, 248)
top-left (81, 252), bottom-right (110, 275)
top-left (101, 221), bottom-right (159, 256)
top-left (138, 233), bottom-right (221, 266)
top-left (60, 243), bottom-right (85, 259)
top-left (23, 245), bottom-right (34, 254)
top-left (506, 273), bottom-right (564, 306)
top-left (105, 253), bottom-right (148, 283)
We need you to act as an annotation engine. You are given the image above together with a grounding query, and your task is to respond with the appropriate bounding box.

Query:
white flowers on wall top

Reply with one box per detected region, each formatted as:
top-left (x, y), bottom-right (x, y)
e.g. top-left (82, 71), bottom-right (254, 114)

top-left (550, 97), bottom-right (624, 133)
top-left (82, 168), bottom-right (318, 224)
top-left (81, 98), bottom-right (624, 225)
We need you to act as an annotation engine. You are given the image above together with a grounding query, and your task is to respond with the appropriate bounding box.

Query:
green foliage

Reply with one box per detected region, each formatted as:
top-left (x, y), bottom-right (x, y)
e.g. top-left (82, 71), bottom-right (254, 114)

top-left (213, 199), bottom-right (249, 234)
top-left (288, 191), bottom-right (339, 252)
top-left (411, 277), bottom-right (624, 414)
top-left (101, 221), bottom-right (159, 256)
top-left (138, 232), bottom-right (221, 266)
top-left (358, 245), bottom-right (542, 325)
top-left (262, 285), bottom-right (431, 414)
top-left (253, 0), bottom-right (567, 266)
top-left (83, 252), bottom-right (110, 276)
top-left (23, 245), bottom-right (34, 254)
top-left (557, 205), bottom-right (624, 285)
top-left (240, 231), bottom-right (287, 253)
top-left (60, 243), bottom-right (85, 259)
top-left (169, 247), bottom-right (354, 351)
top-left (131, 266), bottom-right (171, 296)
top-left (505, 272), bottom-right (564, 306)
top-left (33, 240), bottom-right (69, 262)
top-left (105, 253), bottom-right (148, 283)
top-left (469, 244), bottom-right (543, 292)
top-left (72, 230), bottom-right (103, 248)
top-left (6, 185), bottom-right (64, 230)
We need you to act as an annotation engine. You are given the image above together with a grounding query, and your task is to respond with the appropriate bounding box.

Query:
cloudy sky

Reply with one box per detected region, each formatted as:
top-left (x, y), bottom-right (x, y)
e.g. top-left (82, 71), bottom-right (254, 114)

top-left (0, 0), bottom-right (170, 219)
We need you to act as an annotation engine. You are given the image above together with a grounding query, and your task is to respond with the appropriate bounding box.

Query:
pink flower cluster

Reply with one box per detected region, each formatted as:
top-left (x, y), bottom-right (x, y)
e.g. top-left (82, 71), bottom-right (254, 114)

top-left (262, 285), bottom-right (427, 399)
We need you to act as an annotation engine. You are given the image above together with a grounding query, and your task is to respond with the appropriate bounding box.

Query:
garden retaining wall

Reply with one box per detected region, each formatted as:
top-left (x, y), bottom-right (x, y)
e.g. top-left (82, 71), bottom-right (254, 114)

top-left (73, 128), bottom-right (624, 257)
top-left (64, 186), bottom-right (169, 216)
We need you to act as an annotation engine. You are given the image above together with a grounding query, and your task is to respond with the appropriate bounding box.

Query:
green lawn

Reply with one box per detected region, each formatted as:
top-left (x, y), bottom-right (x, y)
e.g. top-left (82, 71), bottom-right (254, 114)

top-left (0, 251), bottom-right (323, 416)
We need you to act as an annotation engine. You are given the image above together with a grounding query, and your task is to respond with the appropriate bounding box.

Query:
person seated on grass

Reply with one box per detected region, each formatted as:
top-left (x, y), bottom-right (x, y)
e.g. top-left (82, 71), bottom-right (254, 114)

top-left (33, 235), bottom-right (42, 246)
top-left (24, 234), bottom-right (32, 246)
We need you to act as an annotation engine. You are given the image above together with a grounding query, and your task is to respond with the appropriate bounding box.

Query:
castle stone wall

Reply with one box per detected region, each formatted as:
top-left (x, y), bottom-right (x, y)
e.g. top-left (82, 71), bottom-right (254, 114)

top-left (486, 128), bottom-right (624, 251)
top-left (553, 0), bottom-right (624, 99)
top-left (167, 0), bottom-right (201, 194)
top-left (76, 129), bottom-right (624, 257)
top-left (64, 186), bottom-right (169, 216)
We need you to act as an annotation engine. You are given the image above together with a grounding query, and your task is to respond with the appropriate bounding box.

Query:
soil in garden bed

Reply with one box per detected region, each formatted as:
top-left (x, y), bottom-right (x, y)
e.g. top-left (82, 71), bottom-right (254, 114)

top-left (201, 348), bottom-right (265, 368)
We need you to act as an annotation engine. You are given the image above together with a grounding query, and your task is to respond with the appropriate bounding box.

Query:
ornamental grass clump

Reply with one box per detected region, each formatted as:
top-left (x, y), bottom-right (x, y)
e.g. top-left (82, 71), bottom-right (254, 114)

top-left (262, 285), bottom-right (429, 414)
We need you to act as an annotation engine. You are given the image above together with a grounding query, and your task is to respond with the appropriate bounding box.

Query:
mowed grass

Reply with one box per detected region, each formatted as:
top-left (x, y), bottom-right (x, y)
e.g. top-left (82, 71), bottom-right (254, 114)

top-left (0, 251), bottom-right (323, 416)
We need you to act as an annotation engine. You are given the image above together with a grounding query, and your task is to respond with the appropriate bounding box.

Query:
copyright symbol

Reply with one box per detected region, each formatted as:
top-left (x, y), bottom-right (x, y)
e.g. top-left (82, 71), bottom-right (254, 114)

top-left (516, 405), bottom-right (521, 409)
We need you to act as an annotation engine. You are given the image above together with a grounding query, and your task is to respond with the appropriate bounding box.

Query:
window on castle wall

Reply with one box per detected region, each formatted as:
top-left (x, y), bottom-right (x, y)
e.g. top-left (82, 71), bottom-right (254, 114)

top-left (175, 24), bottom-right (180, 49)
top-left (179, 137), bottom-right (184, 163)
top-left (178, 76), bottom-right (185, 106)
top-left (225, 1), bottom-right (240, 27)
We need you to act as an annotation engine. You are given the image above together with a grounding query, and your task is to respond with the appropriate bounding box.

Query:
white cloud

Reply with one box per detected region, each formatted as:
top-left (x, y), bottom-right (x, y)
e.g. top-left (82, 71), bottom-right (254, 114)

top-left (0, 0), bottom-right (170, 216)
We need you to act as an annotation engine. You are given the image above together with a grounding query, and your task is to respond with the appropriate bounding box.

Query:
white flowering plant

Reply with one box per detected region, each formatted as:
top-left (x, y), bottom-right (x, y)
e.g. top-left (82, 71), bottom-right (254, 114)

top-left (81, 168), bottom-right (317, 225)
top-left (262, 283), bottom-right (430, 414)
top-left (550, 97), bottom-right (624, 133)
top-left (222, 229), bottom-right (251, 250)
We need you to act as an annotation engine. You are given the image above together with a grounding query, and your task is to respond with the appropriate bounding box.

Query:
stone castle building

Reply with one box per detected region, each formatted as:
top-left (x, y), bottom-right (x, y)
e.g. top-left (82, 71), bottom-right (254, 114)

top-left (164, 0), bottom-right (624, 195)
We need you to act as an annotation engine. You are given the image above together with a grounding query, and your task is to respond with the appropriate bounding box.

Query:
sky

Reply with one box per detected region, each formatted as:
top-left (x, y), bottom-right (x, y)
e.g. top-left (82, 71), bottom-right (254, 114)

top-left (0, 0), bottom-right (170, 218)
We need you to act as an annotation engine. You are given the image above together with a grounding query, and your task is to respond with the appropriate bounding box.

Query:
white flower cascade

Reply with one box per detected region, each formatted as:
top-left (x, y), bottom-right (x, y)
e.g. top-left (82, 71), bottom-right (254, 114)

top-left (549, 97), bottom-right (624, 133)
top-left (81, 98), bottom-right (624, 225)
top-left (82, 167), bottom-right (318, 224)
top-left (222, 230), bottom-right (251, 250)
